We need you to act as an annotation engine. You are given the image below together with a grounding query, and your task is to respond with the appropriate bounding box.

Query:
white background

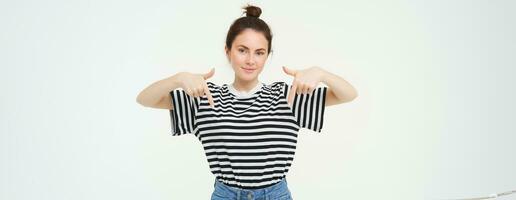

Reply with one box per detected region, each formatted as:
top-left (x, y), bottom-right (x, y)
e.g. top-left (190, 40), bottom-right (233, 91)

top-left (1, 0), bottom-right (515, 199)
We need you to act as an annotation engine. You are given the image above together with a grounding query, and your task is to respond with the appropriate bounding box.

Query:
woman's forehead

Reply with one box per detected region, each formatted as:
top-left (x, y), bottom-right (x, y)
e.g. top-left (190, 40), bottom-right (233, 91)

top-left (233, 29), bottom-right (268, 50)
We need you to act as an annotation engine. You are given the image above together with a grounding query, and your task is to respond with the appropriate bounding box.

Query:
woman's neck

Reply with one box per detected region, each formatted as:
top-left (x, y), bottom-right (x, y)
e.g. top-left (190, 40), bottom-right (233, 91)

top-left (231, 79), bottom-right (260, 93)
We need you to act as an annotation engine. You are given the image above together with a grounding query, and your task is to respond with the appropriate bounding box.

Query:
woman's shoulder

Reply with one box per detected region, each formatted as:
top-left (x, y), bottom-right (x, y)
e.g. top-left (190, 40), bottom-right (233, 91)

top-left (268, 81), bottom-right (288, 90)
top-left (204, 82), bottom-right (227, 96)
top-left (268, 81), bottom-right (286, 87)
top-left (263, 82), bottom-right (288, 97)
top-left (206, 81), bottom-right (225, 89)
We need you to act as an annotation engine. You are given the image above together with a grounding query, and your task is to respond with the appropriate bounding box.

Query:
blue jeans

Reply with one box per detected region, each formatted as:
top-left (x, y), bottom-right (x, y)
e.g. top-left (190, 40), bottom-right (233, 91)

top-left (211, 178), bottom-right (293, 200)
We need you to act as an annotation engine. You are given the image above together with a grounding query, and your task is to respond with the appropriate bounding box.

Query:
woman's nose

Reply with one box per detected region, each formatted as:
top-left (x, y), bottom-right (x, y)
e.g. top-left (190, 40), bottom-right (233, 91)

top-left (245, 54), bottom-right (255, 65)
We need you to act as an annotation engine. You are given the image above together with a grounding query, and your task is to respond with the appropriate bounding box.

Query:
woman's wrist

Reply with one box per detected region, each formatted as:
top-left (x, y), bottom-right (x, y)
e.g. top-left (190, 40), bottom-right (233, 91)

top-left (162, 73), bottom-right (183, 91)
top-left (315, 66), bottom-right (330, 85)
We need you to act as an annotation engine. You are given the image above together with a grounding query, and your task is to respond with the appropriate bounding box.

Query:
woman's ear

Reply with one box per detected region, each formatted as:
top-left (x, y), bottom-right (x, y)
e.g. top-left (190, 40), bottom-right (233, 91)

top-left (224, 46), bottom-right (230, 62)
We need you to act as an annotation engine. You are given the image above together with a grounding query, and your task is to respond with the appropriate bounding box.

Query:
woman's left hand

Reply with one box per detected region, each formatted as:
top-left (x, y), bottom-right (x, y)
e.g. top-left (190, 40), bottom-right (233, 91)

top-left (282, 66), bottom-right (326, 106)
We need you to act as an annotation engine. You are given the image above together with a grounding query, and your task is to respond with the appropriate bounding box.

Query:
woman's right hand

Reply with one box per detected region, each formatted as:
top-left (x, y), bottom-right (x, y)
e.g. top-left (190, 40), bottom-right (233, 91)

top-left (176, 68), bottom-right (215, 108)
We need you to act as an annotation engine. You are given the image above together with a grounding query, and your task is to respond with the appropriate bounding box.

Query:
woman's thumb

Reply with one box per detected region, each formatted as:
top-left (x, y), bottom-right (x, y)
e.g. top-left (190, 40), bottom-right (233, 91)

top-left (282, 66), bottom-right (295, 76)
top-left (203, 67), bottom-right (215, 79)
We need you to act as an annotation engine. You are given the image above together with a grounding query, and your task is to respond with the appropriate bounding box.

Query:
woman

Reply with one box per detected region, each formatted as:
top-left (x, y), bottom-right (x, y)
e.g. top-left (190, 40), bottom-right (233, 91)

top-left (136, 4), bottom-right (358, 200)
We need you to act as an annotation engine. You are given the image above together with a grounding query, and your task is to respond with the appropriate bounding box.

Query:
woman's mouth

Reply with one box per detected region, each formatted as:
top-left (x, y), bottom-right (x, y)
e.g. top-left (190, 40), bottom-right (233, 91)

top-left (241, 67), bottom-right (256, 73)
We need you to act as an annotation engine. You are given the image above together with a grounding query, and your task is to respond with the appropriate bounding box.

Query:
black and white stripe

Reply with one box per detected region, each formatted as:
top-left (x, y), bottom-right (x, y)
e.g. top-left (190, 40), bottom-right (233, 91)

top-left (284, 83), bottom-right (328, 133)
top-left (169, 89), bottom-right (200, 136)
top-left (169, 81), bottom-right (327, 189)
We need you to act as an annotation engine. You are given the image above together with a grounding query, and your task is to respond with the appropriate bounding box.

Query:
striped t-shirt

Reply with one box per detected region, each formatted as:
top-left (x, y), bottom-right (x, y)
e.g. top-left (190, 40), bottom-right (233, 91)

top-left (169, 81), bottom-right (328, 189)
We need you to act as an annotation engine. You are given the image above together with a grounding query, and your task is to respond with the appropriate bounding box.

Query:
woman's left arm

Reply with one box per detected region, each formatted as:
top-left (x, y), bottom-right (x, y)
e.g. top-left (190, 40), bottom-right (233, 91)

top-left (283, 66), bottom-right (358, 107)
top-left (318, 66), bottom-right (358, 106)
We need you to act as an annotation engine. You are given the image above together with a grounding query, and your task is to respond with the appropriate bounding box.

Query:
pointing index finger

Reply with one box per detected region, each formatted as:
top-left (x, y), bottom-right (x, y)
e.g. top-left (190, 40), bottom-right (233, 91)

top-left (287, 82), bottom-right (297, 107)
top-left (203, 83), bottom-right (215, 108)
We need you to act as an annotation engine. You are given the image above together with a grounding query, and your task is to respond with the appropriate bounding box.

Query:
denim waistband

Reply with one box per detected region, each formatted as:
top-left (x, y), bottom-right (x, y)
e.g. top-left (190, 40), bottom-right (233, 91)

top-left (213, 177), bottom-right (289, 198)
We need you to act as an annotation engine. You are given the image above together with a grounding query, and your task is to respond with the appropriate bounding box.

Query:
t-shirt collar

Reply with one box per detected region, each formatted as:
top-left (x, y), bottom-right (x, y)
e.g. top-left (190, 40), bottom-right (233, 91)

top-left (228, 82), bottom-right (264, 98)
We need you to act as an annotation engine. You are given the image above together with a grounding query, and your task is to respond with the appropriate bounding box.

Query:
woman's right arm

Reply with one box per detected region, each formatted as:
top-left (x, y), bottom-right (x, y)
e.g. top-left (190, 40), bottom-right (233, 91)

top-left (137, 68), bottom-right (215, 110)
top-left (136, 73), bottom-right (184, 110)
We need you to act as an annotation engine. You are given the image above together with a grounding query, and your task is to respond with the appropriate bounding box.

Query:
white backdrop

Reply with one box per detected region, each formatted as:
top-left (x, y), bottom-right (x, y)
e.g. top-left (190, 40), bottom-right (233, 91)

top-left (1, 0), bottom-right (515, 199)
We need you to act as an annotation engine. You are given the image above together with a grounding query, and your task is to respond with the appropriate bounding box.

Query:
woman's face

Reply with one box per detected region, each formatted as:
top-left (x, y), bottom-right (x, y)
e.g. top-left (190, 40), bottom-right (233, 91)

top-left (225, 28), bottom-right (269, 82)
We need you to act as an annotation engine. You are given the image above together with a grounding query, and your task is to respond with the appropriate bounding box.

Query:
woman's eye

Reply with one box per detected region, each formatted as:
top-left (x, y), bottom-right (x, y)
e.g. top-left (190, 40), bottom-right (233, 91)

top-left (238, 49), bottom-right (245, 53)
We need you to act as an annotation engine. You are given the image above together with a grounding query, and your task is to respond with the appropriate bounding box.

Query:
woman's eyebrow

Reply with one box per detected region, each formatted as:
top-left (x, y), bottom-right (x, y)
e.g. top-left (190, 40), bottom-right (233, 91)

top-left (237, 45), bottom-right (266, 51)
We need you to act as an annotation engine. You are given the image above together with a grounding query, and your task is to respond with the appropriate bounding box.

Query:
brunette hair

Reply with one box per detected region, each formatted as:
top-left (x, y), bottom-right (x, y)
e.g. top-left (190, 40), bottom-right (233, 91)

top-left (225, 4), bottom-right (273, 55)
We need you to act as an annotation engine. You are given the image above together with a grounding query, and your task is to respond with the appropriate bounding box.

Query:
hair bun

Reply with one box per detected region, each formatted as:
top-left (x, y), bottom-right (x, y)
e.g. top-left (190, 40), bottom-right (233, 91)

top-left (243, 4), bottom-right (262, 18)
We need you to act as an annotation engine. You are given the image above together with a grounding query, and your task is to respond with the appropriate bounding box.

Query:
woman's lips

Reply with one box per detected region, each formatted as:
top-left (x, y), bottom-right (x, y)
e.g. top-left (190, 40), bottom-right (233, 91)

top-left (241, 67), bottom-right (256, 73)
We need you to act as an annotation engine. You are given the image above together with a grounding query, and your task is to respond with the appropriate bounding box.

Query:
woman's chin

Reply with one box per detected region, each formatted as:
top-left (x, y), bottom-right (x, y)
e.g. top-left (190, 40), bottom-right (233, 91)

top-left (238, 73), bottom-right (257, 81)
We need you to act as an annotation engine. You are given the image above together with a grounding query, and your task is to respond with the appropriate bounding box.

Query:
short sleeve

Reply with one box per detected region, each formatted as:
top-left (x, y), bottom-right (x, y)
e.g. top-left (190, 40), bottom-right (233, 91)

top-left (283, 82), bottom-right (328, 133)
top-left (169, 89), bottom-right (201, 136)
